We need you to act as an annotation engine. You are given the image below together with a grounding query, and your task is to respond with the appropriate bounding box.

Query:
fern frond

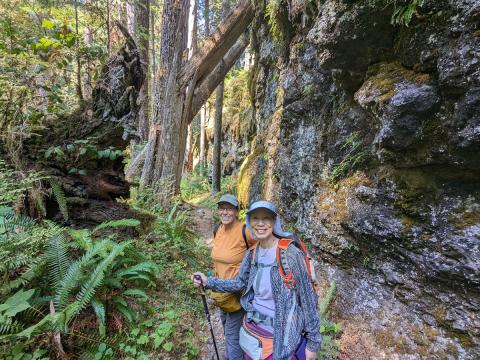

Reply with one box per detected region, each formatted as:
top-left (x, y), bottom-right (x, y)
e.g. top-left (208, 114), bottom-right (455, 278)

top-left (45, 233), bottom-right (70, 291)
top-left (68, 243), bottom-right (128, 321)
top-left (92, 219), bottom-right (140, 233)
top-left (90, 297), bottom-right (106, 337)
top-left (1, 258), bottom-right (47, 295)
top-left (320, 281), bottom-right (337, 316)
top-left (0, 319), bottom-right (23, 336)
top-left (55, 239), bottom-right (111, 310)
top-left (122, 289), bottom-right (148, 301)
top-left (48, 178), bottom-right (68, 221)
top-left (114, 261), bottom-right (157, 279)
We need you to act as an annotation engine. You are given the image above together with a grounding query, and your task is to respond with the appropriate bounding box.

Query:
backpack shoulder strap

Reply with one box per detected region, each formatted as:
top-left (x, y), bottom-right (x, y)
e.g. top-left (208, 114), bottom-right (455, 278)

top-left (276, 239), bottom-right (296, 289)
top-left (242, 224), bottom-right (249, 249)
top-left (249, 242), bottom-right (259, 263)
top-left (213, 223), bottom-right (220, 238)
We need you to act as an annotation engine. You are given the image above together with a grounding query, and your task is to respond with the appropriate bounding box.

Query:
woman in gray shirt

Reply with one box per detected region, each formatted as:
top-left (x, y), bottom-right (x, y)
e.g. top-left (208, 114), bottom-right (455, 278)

top-left (193, 201), bottom-right (321, 360)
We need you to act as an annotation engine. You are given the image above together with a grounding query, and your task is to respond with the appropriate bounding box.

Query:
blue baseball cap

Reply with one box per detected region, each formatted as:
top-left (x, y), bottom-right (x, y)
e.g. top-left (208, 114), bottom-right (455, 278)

top-left (246, 200), bottom-right (291, 238)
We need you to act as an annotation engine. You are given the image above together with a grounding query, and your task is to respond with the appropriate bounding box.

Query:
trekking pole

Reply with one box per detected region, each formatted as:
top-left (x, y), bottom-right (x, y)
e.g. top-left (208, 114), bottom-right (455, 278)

top-left (194, 275), bottom-right (220, 360)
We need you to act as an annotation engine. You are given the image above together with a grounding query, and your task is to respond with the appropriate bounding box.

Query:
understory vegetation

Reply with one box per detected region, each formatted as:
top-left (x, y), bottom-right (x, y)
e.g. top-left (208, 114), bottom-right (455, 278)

top-left (0, 157), bottom-right (211, 358)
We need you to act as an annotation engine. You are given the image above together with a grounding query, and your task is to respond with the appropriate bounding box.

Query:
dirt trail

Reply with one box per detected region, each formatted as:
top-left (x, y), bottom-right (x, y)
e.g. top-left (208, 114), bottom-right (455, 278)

top-left (186, 205), bottom-right (227, 360)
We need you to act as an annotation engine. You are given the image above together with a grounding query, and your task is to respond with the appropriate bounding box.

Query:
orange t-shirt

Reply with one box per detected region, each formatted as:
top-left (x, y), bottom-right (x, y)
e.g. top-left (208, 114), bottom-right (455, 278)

top-left (211, 220), bottom-right (256, 280)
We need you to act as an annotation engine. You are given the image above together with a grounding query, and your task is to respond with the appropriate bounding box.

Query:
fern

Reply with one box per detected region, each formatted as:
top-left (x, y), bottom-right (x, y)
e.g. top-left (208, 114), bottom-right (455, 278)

top-left (320, 280), bottom-right (337, 316)
top-left (55, 239), bottom-right (111, 310)
top-left (70, 243), bottom-right (128, 320)
top-left (45, 233), bottom-right (70, 290)
top-left (391, 0), bottom-right (425, 26)
top-left (90, 298), bottom-right (106, 337)
top-left (48, 178), bottom-right (68, 221)
top-left (93, 219), bottom-right (140, 233)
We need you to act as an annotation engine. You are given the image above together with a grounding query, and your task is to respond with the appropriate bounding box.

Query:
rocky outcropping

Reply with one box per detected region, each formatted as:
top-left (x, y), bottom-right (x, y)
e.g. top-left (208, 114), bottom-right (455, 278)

top-left (236, 0), bottom-right (479, 358)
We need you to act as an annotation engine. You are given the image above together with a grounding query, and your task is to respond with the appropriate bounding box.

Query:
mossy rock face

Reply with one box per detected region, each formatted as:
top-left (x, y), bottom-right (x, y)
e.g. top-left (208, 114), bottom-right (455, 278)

top-left (237, 141), bottom-right (267, 207)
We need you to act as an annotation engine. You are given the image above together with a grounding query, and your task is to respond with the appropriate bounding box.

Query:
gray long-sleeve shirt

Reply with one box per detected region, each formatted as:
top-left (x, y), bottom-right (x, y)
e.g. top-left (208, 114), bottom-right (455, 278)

top-left (206, 244), bottom-right (322, 360)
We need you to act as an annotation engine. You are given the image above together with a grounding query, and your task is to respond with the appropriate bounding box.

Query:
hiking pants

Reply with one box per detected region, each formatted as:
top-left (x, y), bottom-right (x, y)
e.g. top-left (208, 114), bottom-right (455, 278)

top-left (220, 308), bottom-right (245, 360)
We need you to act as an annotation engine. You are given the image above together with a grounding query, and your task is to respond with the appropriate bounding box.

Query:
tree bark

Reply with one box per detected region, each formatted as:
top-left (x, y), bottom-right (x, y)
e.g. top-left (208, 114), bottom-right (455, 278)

top-left (83, 25), bottom-right (93, 99)
top-left (141, 0), bottom-right (189, 191)
top-left (199, 104), bottom-right (207, 171)
top-left (106, 0), bottom-right (111, 55)
top-left (135, 0), bottom-right (150, 142)
top-left (74, 0), bottom-right (83, 102)
top-left (185, 0), bottom-right (198, 173)
top-left (212, 80), bottom-right (223, 193)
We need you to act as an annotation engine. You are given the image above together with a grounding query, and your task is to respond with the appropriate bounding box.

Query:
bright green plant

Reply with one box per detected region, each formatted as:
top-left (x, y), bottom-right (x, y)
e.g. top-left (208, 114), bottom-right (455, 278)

top-left (327, 132), bottom-right (371, 184)
top-left (317, 281), bottom-right (341, 359)
top-left (0, 216), bottom-right (157, 358)
top-left (391, 0), bottom-right (425, 26)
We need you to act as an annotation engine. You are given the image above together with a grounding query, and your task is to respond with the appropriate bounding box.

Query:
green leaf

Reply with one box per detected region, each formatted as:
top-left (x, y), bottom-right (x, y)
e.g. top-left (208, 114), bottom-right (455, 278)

top-left (137, 334), bottom-right (149, 345)
top-left (41, 20), bottom-right (54, 29)
top-left (162, 341), bottom-right (174, 352)
top-left (123, 289), bottom-right (148, 301)
top-left (54, 147), bottom-right (65, 157)
top-left (93, 219), bottom-right (140, 233)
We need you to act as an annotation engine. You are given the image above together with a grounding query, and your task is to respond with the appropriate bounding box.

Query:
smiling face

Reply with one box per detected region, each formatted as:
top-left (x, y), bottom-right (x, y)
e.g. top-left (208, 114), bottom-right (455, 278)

top-left (249, 208), bottom-right (275, 241)
top-left (217, 203), bottom-right (238, 225)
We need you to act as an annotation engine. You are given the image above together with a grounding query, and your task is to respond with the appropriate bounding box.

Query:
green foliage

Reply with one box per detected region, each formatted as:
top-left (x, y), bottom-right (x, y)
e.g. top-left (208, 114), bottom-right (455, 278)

top-left (265, 0), bottom-right (285, 43)
top-left (0, 215), bottom-right (157, 356)
top-left (391, 0), bottom-right (425, 26)
top-left (303, 83), bottom-right (315, 97)
top-left (317, 281), bottom-right (341, 359)
top-left (180, 170), bottom-right (211, 201)
top-left (44, 138), bottom-right (124, 175)
top-left (48, 178), bottom-right (68, 221)
top-left (327, 132), bottom-right (371, 184)
top-left (0, 161), bottom-right (47, 207)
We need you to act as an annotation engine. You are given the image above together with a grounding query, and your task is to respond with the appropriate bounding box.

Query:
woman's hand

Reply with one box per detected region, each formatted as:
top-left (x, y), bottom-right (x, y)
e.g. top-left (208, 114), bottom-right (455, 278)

top-left (191, 272), bottom-right (207, 288)
top-left (305, 348), bottom-right (316, 360)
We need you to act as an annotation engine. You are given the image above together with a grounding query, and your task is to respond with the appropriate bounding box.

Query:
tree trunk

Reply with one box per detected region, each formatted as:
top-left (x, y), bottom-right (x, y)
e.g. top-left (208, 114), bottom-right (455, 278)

top-left (198, 0), bottom-right (209, 174)
top-left (135, 0), bottom-right (150, 142)
top-left (141, 0), bottom-right (189, 192)
top-left (139, 0), bottom-right (253, 195)
top-left (106, 0), bottom-right (111, 55)
top-left (212, 80), bottom-right (223, 193)
top-left (185, 0), bottom-right (198, 173)
top-left (150, 8), bottom-right (156, 76)
top-left (199, 105), bottom-right (207, 171)
top-left (126, 0), bottom-right (135, 35)
top-left (83, 25), bottom-right (93, 99)
top-left (74, 0), bottom-right (83, 103)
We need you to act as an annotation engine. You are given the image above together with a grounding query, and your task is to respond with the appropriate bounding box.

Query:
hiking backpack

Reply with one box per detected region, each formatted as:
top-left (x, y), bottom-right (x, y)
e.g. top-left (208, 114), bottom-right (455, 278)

top-left (251, 235), bottom-right (317, 289)
top-left (213, 223), bottom-right (249, 250)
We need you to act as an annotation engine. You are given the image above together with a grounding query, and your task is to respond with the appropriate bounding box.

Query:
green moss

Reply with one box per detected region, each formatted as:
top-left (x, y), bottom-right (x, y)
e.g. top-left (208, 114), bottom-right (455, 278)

top-left (362, 62), bottom-right (433, 105)
top-left (237, 141), bottom-right (265, 206)
top-left (448, 210), bottom-right (480, 230)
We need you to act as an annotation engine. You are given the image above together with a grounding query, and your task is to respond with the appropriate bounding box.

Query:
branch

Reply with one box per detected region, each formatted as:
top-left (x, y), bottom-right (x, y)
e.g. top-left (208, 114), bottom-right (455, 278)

top-left (178, 0), bottom-right (254, 90)
top-left (189, 33), bottom-right (249, 122)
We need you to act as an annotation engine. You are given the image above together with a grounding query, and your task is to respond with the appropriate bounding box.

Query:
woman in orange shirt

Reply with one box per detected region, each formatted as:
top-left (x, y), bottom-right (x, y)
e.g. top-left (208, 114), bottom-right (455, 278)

top-left (211, 194), bottom-right (255, 360)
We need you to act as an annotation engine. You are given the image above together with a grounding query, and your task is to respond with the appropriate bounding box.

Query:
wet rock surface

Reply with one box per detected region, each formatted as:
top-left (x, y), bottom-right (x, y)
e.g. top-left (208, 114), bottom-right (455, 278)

top-left (229, 0), bottom-right (480, 358)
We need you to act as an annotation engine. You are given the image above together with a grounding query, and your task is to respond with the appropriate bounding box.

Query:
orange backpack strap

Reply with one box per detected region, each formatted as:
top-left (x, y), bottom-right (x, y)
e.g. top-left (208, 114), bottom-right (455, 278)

top-left (276, 239), bottom-right (296, 289)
